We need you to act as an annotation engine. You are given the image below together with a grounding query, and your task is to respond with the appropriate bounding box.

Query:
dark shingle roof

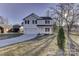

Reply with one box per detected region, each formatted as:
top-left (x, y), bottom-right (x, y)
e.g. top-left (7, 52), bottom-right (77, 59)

top-left (37, 25), bottom-right (52, 26)
top-left (37, 17), bottom-right (52, 20)
top-left (23, 13), bottom-right (52, 20)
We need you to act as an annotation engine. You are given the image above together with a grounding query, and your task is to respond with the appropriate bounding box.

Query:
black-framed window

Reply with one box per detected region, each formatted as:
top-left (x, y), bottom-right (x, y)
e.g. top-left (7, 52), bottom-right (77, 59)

top-left (45, 20), bottom-right (50, 24)
top-left (35, 20), bottom-right (37, 24)
top-left (32, 20), bottom-right (37, 24)
top-left (28, 20), bottom-right (29, 24)
top-left (25, 20), bottom-right (29, 24)
top-left (45, 28), bottom-right (50, 32)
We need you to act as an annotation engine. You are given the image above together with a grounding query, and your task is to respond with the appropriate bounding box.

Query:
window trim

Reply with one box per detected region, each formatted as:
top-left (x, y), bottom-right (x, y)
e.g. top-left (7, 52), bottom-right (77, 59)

top-left (25, 20), bottom-right (29, 24)
top-left (45, 20), bottom-right (50, 24)
top-left (45, 28), bottom-right (50, 32)
top-left (32, 20), bottom-right (37, 24)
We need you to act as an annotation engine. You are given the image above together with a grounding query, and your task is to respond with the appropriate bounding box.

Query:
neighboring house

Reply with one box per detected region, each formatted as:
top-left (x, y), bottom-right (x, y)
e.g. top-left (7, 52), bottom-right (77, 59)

top-left (0, 16), bottom-right (12, 33)
top-left (23, 13), bottom-right (54, 34)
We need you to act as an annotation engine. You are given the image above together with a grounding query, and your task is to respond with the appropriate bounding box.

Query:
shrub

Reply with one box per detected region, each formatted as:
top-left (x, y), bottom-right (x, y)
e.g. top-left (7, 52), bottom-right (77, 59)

top-left (57, 26), bottom-right (65, 50)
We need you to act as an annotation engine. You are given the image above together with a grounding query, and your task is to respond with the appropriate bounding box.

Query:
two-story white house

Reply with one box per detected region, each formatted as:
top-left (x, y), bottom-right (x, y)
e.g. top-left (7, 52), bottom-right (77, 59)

top-left (23, 13), bottom-right (53, 34)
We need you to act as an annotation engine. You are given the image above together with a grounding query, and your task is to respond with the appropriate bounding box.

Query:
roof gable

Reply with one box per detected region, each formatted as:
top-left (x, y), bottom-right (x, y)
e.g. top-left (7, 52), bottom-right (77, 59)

top-left (23, 13), bottom-right (39, 20)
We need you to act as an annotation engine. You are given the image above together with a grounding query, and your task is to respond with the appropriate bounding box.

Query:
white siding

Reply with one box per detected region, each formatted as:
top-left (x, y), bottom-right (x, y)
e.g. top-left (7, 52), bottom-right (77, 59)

top-left (24, 28), bottom-right (39, 34)
top-left (37, 20), bottom-right (53, 25)
top-left (23, 14), bottom-right (39, 34)
top-left (38, 26), bottom-right (53, 34)
top-left (23, 13), bottom-right (54, 34)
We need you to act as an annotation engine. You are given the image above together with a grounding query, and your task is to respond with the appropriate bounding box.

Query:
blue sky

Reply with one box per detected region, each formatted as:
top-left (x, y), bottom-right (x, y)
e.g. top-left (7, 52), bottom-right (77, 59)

top-left (0, 3), bottom-right (56, 25)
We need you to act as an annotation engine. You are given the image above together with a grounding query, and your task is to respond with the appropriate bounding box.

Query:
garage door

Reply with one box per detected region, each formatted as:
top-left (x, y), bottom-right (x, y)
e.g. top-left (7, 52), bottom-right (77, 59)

top-left (24, 28), bottom-right (39, 34)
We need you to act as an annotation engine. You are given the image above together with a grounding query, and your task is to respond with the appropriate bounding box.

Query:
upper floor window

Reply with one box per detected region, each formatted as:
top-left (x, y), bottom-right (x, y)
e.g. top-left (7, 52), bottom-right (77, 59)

top-left (32, 20), bottom-right (37, 24)
top-left (35, 20), bottom-right (37, 24)
top-left (25, 20), bottom-right (29, 24)
top-left (45, 20), bottom-right (50, 24)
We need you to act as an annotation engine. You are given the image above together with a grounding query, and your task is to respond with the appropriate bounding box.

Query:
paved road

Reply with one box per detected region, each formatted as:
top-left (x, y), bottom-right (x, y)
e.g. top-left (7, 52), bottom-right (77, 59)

top-left (0, 34), bottom-right (37, 47)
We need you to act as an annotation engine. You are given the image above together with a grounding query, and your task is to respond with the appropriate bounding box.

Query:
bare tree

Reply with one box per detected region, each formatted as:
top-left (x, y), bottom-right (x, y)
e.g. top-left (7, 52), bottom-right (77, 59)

top-left (51, 3), bottom-right (79, 55)
top-left (52, 3), bottom-right (79, 33)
